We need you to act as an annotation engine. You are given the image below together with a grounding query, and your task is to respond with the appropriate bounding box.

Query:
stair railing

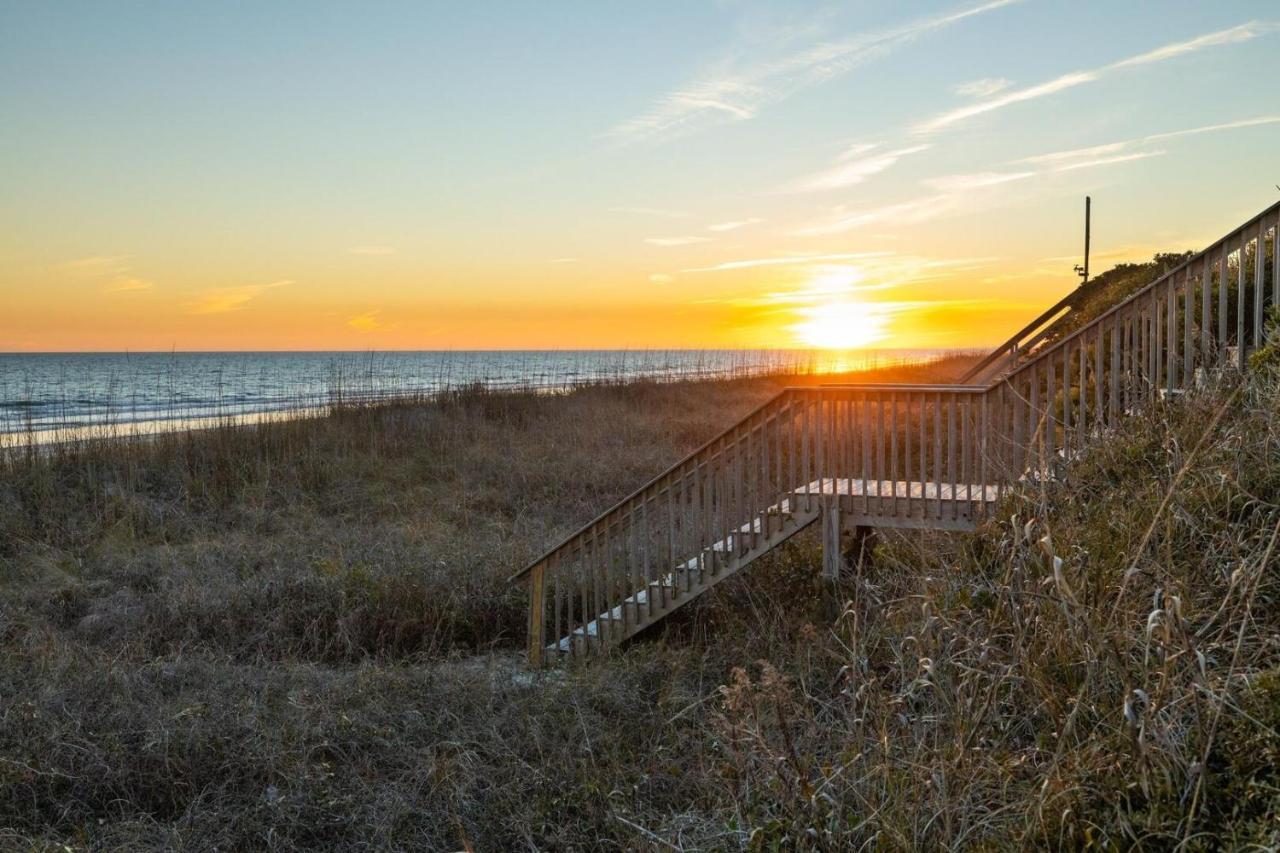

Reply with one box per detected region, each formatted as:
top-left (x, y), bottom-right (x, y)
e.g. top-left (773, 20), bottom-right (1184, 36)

top-left (514, 199), bottom-right (1279, 666)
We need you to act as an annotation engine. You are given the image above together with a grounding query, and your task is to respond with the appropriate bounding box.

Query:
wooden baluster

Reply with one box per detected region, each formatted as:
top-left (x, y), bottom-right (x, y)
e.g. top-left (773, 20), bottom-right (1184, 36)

top-left (934, 391), bottom-right (943, 518)
top-left (774, 400), bottom-right (785, 533)
top-left (818, 398), bottom-right (828, 517)
top-left (683, 465), bottom-right (694, 581)
top-left (1255, 220), bottom-right (1266, 352)
top-left (609, 517), bottom-right (623, 633)
top-left (547, 556), bottom-right (558, 663)
top-left (1147, 291), bottom-right (1157, 402)
top-left (623, 511), bottom-right (638, 627)
top-left (664, 478), bottom-right (678, 602)
top-left (1060, 346), bottom-right (1070, 459)
top-left (921, 389), bottom-right (931, 504)
top-left (1218, 243), bottom-right (1229, 358)
top-left (692, 459), bottom-right (706, 586)
top-left (979, 390), bottom-right (990, 513)
top-left (1183, 267), bottom-right (1194, 384)
top-left (1030, 364), bottom-right (1041, 477)
top-left (1165, 277), bottom-right (1176, 393)
top-left (1126, 309), bottom-right (1136, 414)
top-left (1001, 385), bottom-right (1011, 495)
top-left (840, 392), bottom-right (850, 505)
top-left (1236, 235), bottom-right (1246, 368)
top-left (1011, 374), bottom-right (1024, 479)
top-left (711, 438), bottom-right (721, 563)
top-left (745, 415), bottom-right (757, 552)
top-left (801, 397), bottom-right (812, 513)
top-left (712, 440), bottom-right (723, 570)
top-left (942, 391), bottom-right (952, 517)
top-left (787, 395), bottom-right (797, 503)
top-left (1111, 312), bottom-right (1121, 422)
top-left (1045, 357), bottom-right (1056, 479)
top-left (1092, 323), bottom-right (1103, 427)
top-left (612, 514), bottom-right (626, 636)
top-left (961, 393), bottom-right (971, 514)
top-left (577, 545), bottom-right (588, 656)
top-left (1201, 258), bottom-right (1212, 361)
top-left (527, 560), bottom-right (546, 667)
top-left (890, 392), bottom-right (899, 516)
top-left (754, 412), bottom-right (764, 548)
top-left (875, 393), bottom-right (886, 509)
top-left (590, 525), bottom-right (605, 650)
top-left (715, 443), bottom-right (726, 573)
top-left (641, 496), bottom-right (656, 615)
top-left (861, 392), bottom-right (871, 504)
top-left (1274, 211), bottom-right (1280, 309)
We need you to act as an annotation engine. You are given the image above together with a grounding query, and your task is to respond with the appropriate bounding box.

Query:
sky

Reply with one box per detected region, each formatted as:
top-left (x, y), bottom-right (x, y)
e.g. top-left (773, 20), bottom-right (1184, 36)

top-left (2, 1), bottom-right (1278, 352)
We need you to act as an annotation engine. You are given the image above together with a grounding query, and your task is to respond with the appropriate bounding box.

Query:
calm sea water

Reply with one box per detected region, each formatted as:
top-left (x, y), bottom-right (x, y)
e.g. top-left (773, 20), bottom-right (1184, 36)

top-left (0, 349), bottom-right (944, 441)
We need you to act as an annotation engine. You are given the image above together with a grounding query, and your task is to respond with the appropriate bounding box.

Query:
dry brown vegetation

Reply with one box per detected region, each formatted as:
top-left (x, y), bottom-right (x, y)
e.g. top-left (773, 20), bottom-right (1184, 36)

top-left (2, 350), bottom-right (1279, 850)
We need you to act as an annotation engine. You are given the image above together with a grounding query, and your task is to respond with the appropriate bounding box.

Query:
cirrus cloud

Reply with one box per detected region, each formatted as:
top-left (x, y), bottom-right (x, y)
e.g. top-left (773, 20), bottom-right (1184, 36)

top-left (187, 280), bottom-right (292, 315)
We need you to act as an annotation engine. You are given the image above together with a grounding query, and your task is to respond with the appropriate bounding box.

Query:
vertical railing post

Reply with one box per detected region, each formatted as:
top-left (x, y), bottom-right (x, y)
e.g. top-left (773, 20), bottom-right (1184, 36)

top-left (1236, 233), bottom-right (1246, 369)
top-left (527, 561), bottom-right (546, 668)
top-left (1255, 220), bottom-right (1266, 352)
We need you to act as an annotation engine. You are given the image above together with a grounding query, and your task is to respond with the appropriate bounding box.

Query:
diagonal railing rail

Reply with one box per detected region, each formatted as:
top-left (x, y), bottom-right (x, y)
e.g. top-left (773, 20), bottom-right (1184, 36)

top-left (512, 199), bottom-right (1279, 666)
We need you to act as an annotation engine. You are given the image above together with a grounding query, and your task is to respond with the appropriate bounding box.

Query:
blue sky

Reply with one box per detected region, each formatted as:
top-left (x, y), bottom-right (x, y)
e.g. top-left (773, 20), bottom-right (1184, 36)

top-left (2, 1), bottom-right (1278, 350)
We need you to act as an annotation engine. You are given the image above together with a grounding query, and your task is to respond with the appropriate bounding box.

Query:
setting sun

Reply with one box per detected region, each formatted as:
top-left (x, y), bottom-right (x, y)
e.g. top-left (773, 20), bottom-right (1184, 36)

top-left (791, 301), bottom-right (889, 349)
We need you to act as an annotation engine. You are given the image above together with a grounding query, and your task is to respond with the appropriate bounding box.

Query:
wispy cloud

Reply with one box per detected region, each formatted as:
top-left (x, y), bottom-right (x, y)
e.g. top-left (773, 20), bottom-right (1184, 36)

top-left (1111, 22), bottom-right (1273, 68)
top-left (786, 144), bottom-right (930, 192)
top-left (645, 236), bottom-right (712, 247)
top-left (707, 218), bottom-right (764, 232)
top-left (649, 273), bottom-right (675, 284)
top-left (347, 311), bottom-right (383, 332)
top-left (58, 255), bottom-right (131, 274)
top-left (914, 21), bottom-right (1275, 135)
top-left (818, 113), bottom-right (1275, 240)
top-left (1017, 141), bottom-right (1129, 166)
top-left (682, 252), bottom-right (888, 273)
top-left (610, 206), bottom-right (689, 218)
top-left (954, 77), bottom-right (1012, 98)
top-left (187, 280), bottom-right (292, 315)
top-left (1018, 115), bottom-right (1280, 166)
top-left (915, 71), bottom-right (1099, 135)
top-left (103, 277), bottom-right (154, 293)
top-left (798, 144), bottom-right (1166, 237)
top-left (792, 194), bottom-right (957, 236)
top-left (1051, 150), bottom-right (1165, 171)
top-left (607, 0), bottom-right (1022, 143)
top-left (347, 245), bottom-right (396, 256)
top-left (58, 255), bottom-right (155, 295)
top-left (924, 171), bottom-right (1035, 192)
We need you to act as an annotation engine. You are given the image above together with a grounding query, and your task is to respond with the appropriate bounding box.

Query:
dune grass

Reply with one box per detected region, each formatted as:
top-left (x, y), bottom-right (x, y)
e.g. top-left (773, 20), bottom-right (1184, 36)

top-left (1, 350), bottom-right (1278, 849)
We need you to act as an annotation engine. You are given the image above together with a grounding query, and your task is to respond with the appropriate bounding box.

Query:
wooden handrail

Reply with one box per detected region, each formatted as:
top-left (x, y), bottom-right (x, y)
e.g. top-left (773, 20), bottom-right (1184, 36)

top-left (1003, 201), bottom-right (1280, 381)
top-left (520, 198), bottom-right (1280, 663)
top-left (959, 294), bottom-right (1078, 382)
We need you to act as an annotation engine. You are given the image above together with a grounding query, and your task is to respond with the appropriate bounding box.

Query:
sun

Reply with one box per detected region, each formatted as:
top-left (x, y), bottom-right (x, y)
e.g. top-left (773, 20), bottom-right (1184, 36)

top-left (791, 301), bottom-right (889, 349)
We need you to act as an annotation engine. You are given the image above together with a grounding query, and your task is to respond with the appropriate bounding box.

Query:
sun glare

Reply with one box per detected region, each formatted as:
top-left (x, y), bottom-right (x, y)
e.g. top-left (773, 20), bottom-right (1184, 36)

top-left (791, 301), bottom-right (889, 349)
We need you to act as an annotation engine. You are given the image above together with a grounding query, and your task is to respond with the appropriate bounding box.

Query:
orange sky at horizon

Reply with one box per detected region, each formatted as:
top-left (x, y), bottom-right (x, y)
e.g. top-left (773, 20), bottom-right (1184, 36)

top-left (1, 248), bottom-right (1084, 352)
top-left (4, 3), bottom-right (1278, 353)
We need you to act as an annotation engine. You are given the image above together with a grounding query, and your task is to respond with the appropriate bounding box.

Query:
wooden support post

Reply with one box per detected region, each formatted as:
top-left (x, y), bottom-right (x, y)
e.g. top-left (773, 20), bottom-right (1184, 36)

top-left (821, 502), bottom-right (842, 581)
top-left (527, 562), bottom-right (546, 668)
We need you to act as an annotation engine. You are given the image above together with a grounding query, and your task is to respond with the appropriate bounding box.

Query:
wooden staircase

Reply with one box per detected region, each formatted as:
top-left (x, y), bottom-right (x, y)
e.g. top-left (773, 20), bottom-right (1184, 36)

top-left (513, 200), bottom-right (1280, 666)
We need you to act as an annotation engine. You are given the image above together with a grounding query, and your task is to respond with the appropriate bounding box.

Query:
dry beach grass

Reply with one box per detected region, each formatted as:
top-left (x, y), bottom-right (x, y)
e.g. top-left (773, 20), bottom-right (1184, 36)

top-left (2, 349), bottom-right (1279, 849)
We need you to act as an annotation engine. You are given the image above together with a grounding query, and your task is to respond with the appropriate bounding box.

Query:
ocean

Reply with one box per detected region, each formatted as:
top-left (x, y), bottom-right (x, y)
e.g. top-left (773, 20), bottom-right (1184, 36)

top-left (0, 349), bottom-right (945, 444)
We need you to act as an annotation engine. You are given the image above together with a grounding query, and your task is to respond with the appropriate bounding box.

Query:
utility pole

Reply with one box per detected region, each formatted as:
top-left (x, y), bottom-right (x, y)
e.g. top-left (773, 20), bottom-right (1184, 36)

top-left (1074, 196), bottom-right (1091, 287)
